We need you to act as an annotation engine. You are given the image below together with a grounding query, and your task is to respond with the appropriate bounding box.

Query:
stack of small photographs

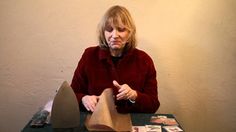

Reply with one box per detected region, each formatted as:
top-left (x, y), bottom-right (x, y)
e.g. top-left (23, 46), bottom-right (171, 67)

top-left (132, 125), bottom-right (162, 132)
top-left (132, 115), bottom-right (183, 132)
top-left (150, 115), bottom-right (183, 132)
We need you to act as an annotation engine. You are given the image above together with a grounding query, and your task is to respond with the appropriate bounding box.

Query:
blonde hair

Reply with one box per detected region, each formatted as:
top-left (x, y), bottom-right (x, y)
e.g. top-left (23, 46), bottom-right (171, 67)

top-left (97, 5), bottom-right (137, 51)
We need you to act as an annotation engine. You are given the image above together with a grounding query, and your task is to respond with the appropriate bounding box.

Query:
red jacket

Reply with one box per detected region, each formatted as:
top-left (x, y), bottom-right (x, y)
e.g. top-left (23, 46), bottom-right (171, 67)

top-left (71, 46), bottom-right (160, 113)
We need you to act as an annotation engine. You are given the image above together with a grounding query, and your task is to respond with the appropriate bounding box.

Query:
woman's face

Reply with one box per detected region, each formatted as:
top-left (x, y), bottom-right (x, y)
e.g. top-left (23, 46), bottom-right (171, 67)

top-left (104, 23), bottom-right (130, 54)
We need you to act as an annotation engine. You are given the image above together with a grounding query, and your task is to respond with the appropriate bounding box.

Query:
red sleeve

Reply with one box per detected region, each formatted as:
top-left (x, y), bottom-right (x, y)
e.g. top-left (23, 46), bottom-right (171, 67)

top-left (70, 49), bottom-right (88, 108)
top-left (117, 51), bottom-right (160, 113)
top-left (134, 57), bottom-right (160, 113)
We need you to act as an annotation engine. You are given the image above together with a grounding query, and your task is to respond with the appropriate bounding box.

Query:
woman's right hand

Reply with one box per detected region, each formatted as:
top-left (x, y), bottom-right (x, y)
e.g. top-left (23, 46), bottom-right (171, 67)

top-left (81, 95), bottom-right (99, 112)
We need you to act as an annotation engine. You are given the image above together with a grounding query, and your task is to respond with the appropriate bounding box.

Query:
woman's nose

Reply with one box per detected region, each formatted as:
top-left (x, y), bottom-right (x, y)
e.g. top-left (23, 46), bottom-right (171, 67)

top-left (111, 29), bottom-right (119, 38)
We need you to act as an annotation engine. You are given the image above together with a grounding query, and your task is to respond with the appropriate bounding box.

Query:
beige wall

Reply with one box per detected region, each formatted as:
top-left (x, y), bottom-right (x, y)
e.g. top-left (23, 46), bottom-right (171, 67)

top-left (0, 0), bottom-right (235, 131)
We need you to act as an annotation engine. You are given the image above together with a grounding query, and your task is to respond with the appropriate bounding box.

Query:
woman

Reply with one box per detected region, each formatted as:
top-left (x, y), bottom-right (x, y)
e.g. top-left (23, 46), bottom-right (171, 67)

top-left (71, 5), bottom-right (160, 113)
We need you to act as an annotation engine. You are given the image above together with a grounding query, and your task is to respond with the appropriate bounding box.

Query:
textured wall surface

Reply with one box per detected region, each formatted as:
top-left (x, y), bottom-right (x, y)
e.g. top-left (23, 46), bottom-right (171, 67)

top-left (0, 0), bottom-right (235, 132)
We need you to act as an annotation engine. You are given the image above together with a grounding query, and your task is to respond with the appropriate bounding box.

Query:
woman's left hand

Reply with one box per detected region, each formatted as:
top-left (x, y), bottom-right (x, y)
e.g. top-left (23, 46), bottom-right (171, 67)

top-left (113, 80), bottom-right (137, 101)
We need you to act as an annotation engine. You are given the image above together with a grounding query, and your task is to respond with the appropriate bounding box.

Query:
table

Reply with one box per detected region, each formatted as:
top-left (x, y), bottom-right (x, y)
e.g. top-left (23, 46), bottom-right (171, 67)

top-left (22, 112), bottom-right (184, 132)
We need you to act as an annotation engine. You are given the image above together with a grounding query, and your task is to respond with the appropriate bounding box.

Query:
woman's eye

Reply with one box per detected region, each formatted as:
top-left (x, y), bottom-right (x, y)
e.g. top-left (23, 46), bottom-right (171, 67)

top-left (105, 26), bottom-right (126, 32)
top-left (105, 26), bottom-right (113, 32)
top-left (117, 27), bottom-right (126, 32)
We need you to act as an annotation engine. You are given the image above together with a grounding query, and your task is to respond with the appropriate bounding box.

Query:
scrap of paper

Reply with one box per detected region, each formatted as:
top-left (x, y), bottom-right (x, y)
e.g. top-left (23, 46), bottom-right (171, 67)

top-left (150, 116), bottom-right (178, 126)
top-left (163, 126), bottom-right (183, 132)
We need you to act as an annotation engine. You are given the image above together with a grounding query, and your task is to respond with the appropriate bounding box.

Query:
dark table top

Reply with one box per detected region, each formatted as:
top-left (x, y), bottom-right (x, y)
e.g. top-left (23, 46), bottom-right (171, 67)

top-left (22, 112), bottom-right (183, 132)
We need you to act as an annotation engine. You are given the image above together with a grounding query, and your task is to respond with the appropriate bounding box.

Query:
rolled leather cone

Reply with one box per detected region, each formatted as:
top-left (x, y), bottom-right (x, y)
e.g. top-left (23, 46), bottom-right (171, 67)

top-left (51, 81), bottom-right (80, 129)
top-left (85, 88), bottom-right (132, 132)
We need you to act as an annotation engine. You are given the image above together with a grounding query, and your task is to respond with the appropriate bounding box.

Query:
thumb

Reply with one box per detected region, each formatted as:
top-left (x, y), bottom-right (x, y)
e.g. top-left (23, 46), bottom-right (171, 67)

top-left (113, 80), bottom-right (121, 89)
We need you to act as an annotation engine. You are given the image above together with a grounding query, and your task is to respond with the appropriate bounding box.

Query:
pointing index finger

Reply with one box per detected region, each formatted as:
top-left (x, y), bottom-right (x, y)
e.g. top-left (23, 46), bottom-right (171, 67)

top-left (113, 80), bottom-right (121, 89)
